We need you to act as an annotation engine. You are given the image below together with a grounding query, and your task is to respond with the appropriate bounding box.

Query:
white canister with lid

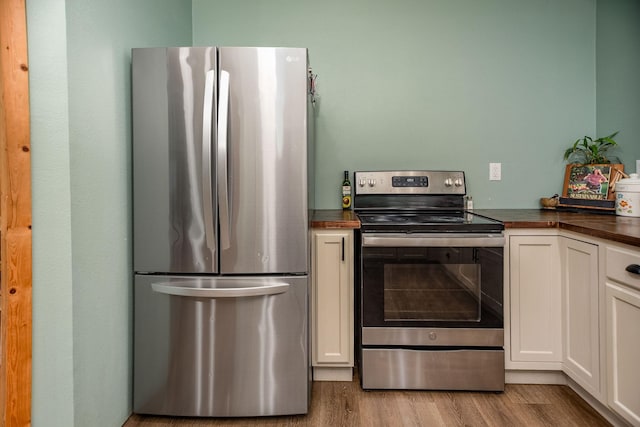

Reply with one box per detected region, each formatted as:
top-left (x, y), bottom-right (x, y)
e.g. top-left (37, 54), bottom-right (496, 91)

top-left (615, 173), bottom-right (640, 217)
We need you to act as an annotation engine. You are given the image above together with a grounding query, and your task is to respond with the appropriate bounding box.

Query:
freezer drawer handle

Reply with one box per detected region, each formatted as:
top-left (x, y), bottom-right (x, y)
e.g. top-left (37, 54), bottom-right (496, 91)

top-left (151, 281), bottom-right (290, 298)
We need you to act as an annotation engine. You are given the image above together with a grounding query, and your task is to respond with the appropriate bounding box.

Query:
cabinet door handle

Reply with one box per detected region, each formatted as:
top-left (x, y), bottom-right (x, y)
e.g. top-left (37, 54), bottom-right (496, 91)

top-left (341, 237), bottom-right (345, 262)
top-left (625, 264), bottom-right (640, 275)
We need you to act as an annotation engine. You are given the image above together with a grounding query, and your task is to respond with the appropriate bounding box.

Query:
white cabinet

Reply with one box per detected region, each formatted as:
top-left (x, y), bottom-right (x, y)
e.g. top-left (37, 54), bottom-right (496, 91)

top-left (560, 236), bottom-right (601, 398)
top-left (506, 229), bottom-right (640, 424)
top-left (311, 229), bottom-right (354, 381)
top-left (507, 232), bottom-right (562, 369)
top-left (605, 244), bottom-right (640, 426)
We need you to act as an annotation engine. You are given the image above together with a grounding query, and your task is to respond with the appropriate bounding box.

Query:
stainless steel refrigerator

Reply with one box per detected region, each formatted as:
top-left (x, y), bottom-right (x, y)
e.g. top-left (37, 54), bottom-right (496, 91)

top-left (131, 47), bottom-right (312, 417)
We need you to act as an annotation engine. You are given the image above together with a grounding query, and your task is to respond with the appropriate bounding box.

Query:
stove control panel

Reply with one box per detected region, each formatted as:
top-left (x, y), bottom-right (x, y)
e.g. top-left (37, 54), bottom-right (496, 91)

top-left (354, 170), bottom-right (466, 195)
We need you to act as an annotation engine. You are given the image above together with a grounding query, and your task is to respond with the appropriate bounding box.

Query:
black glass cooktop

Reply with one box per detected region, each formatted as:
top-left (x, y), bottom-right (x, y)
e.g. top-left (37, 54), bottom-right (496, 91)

top-left (357, 211), bottom-right (503, 233)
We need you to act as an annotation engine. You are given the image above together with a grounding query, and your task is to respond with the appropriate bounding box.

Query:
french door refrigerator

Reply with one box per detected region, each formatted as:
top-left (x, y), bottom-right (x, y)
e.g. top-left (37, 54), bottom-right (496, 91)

top-left (131, 47), bottom-right (311, 417)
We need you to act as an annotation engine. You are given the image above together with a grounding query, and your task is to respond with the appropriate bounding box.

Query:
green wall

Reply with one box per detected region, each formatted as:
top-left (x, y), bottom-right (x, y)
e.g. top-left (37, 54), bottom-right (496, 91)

top-left (28, 0), bottom-right (75, 424)
top-left (25, 0), bottom-right (639, 425)
top-left (193, 0), bottom-right (598, 208)
top-left (28, 1), bottom-right (192, 426)
top-left (596, 0), bottom-right (640, 173)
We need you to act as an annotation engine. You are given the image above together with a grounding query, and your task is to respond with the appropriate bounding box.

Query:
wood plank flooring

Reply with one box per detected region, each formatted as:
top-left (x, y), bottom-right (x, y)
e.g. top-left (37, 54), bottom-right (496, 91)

top-left (124, 379), bottom-right (611, 427)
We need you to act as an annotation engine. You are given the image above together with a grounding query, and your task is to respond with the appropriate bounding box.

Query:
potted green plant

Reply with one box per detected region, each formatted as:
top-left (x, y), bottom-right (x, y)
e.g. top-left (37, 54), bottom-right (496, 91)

top-left (563, 131), bottom-right (620, 164)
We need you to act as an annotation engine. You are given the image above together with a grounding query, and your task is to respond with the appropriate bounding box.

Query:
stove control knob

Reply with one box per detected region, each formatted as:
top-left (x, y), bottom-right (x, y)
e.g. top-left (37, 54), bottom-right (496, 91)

top-left (368, 179), bottom-right (376, 187)
top-left (444, 178), bottom-right (453, 187)
top-left (454, 178), bottom-right (463, 187)
top-left (359, 179), bottom-right (366, 187)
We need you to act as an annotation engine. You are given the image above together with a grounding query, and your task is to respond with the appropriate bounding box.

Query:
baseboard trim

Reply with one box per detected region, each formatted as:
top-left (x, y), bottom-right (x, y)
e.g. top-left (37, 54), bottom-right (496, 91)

top-left (505, 370), bottom-right (566, 385)
top-left (313, 367), bottom-right (353, 381)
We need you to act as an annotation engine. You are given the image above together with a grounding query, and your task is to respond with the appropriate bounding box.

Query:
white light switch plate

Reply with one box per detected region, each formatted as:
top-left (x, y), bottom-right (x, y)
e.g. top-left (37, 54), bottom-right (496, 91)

top-left (636, 159), bottom-right (640, 174)
top-left (489, 163), bottom-right (501, 181)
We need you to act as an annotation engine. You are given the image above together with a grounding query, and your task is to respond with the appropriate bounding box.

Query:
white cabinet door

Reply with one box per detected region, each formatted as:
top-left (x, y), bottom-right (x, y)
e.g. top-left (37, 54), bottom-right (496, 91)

top-left (560, 237), bottom-right (600, 398)
top-left (605, 282), bottom-right (640, 426)
top-left (311, 230), bottom-right (354, 378)
top-left (509, 234), bottom-right (562, 366)
top-left (605, 243), bottom-right (640, 426)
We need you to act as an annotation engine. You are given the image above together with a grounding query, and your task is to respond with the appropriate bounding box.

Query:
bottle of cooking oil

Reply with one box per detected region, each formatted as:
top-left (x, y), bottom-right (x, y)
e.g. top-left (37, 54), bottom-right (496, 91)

top-left (341, 171), bottom-right (352, 209)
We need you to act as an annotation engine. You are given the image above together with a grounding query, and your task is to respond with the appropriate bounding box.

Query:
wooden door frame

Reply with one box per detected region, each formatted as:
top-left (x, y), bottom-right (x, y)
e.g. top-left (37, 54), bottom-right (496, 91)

top-left (0, 0), bottom-right (33, 425)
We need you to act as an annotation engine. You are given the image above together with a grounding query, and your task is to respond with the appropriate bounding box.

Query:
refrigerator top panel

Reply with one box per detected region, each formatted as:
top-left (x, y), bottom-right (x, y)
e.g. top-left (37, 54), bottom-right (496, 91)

top-left (218, 47), bottom-right (309, 275)
top-left (132, 47), bottom-right (218, 274)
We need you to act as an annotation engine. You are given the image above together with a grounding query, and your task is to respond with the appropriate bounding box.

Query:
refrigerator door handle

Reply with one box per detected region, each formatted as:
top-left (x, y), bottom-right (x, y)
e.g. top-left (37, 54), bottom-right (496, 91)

top-left (151, 281), bottom-right (290, 298)
top-left (217, 69), bottom-right (231, 250)
top-left (202, 69), bottom-right (216, 260)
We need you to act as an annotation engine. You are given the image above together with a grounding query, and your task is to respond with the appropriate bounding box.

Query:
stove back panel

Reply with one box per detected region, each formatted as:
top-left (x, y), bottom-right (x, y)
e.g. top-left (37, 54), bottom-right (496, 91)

top-left (354, 171), bottom-right (466, 196)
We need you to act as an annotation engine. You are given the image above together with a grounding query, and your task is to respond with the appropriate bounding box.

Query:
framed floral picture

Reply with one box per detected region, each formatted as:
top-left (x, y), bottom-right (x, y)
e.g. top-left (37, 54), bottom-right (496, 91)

top-left (558, 164), bottom-right (625, 211)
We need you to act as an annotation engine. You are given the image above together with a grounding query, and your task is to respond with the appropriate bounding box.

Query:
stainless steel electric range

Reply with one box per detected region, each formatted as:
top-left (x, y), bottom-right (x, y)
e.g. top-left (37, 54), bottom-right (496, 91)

top-left (354, 170), bottom-right (505, 391)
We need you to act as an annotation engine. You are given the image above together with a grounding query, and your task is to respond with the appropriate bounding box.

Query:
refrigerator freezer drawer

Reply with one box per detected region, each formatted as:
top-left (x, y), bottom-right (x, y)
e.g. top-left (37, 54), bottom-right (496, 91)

top-left (133, 274), bottom-right (310, 417)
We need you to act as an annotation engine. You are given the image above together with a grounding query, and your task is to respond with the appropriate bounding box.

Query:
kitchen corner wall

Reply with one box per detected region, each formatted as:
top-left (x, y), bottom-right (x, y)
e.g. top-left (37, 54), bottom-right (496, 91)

top-left (596, 0), bottom-right (640, 169)
top-left (27, 0), bottom-right (192, 426)
top-left (193, 0), bottom-right (600, 209)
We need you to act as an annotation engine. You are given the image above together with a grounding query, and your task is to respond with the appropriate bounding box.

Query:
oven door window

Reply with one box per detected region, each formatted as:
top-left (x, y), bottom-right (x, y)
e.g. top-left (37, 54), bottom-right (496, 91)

top-left (361, 246), bottom-right (503, 328)
top-left (385, 260), bottom-right (480, 321)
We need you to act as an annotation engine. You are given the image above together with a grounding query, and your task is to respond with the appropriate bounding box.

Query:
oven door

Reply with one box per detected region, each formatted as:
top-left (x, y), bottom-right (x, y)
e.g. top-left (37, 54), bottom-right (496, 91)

top-left (360, 233), bottom-right (504, 346)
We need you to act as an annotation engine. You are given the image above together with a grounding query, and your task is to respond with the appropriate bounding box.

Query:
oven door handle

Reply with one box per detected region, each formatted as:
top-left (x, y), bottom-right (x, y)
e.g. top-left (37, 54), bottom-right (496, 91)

top-left (362, 233), bottom-right (505, 248)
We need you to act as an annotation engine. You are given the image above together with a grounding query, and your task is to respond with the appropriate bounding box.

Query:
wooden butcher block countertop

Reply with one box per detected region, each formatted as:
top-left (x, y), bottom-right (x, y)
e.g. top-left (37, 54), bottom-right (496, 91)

top-left (311, 208), bottom-right (640, 247)
top-left (475, 209), bottom-right (640, 247)
top-left (310, 209), bottom-right (360, 229)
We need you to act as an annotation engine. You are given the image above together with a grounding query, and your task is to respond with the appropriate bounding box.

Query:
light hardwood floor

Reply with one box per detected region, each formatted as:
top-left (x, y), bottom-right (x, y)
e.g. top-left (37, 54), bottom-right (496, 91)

top-left (124, 378), bottom-right (611, 427)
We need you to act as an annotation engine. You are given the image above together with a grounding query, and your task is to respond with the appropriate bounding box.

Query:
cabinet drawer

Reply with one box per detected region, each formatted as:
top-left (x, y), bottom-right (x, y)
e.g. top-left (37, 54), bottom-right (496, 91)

top-left (606, 246), bottom-right (640, 291)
